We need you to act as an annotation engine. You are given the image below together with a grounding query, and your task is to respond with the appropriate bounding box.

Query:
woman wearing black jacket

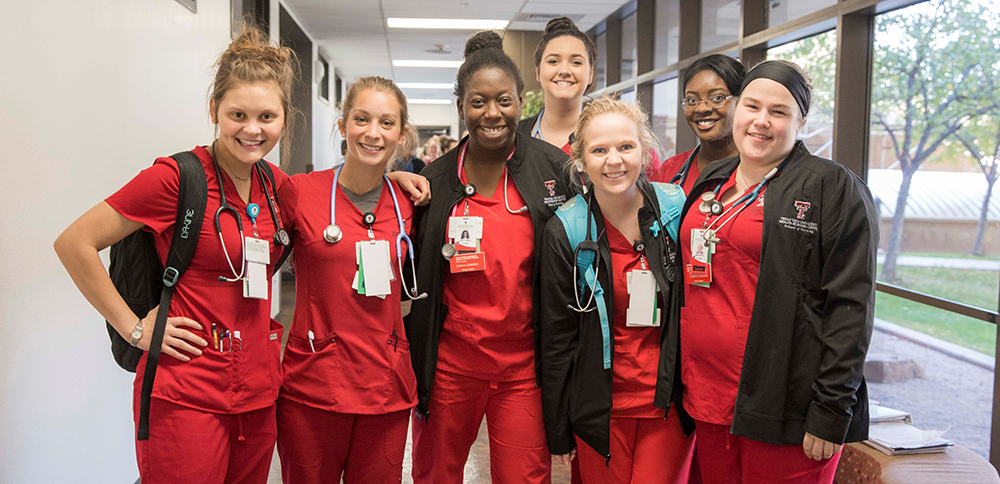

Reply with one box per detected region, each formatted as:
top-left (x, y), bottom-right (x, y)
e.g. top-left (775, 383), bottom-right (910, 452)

top-left (406, 31), bottom-right (574, 484)
top-left (678, 60), bottom-right (877, 484)
top-left (539, 97), bottom-right (694, 483)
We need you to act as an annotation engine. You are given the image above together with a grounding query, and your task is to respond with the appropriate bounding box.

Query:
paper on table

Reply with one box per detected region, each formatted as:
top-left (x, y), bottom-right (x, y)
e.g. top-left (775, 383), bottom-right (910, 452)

top-left (868, 422), bottom-right (951, 450)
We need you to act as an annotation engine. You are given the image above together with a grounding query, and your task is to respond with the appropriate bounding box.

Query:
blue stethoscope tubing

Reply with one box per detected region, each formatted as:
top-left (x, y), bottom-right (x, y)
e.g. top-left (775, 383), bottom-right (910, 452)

top-left (328, 165), bottom-right (426, 300)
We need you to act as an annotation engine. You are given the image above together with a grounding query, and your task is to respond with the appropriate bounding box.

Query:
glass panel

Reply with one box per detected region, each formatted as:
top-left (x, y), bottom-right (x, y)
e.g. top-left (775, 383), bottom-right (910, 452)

top-left (866, 0), bottom-right (999, 459)
top-left (620, 89), bottom-right (636, 105)
top-left (621, 13), bottom-right (638, 81)
top-left (767, 0), bottom-right (836, 27)
top-left (655, 0), bottom-right (680, 68)
top-left (701, 0), bottom-right (740, 52)
top-left (652, 79), bottom-right (679, 159)
top-left (595, 32), bottom-right (607, 90)
top-left (767, 29), bottom-right (836, 158)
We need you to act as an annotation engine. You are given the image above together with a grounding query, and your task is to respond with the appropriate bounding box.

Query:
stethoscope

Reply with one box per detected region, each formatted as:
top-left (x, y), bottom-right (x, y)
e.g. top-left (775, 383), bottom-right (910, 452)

top-left (324, 165), bottom-right (426, 300)
top-left (213, 153), bottom-right (289, 283)
top-left (441, 141), bottom-right (525, 260)
top-left (698, 155), bottom-right (793, 242)
top-left (669, 145), bottom-right (701, 187)
top-left (568, 190), bottom-right (605, 313)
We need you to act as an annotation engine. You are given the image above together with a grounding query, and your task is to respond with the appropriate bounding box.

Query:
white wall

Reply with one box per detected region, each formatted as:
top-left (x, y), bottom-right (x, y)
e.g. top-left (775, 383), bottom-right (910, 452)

top-left (408, 103), bottom-right (461, 142)
top-left (0, 1), bottom-right (234, 482)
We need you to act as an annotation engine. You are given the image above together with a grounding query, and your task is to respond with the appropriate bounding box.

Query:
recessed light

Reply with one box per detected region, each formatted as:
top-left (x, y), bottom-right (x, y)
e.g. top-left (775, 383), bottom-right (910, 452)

top-left (408, 99), bottom-right (452, 105)
top-left (398, 83), bottom-right (454, 89)
top-left (387, 18), bottom-right (509, 30)
top-left (393, 60), bottom-right (464, 68)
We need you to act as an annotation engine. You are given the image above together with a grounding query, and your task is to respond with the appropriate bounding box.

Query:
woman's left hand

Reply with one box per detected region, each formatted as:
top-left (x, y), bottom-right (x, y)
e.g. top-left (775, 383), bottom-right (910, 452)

top-left (802, 432), bottom-right (842, 460)
top-left (387, 171), bottom-right (431, 206)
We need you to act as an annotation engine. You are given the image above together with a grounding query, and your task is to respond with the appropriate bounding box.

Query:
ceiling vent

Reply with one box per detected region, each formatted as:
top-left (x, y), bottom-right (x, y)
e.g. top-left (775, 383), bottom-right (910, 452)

top-left (513, 13), bottom-right (585, 23)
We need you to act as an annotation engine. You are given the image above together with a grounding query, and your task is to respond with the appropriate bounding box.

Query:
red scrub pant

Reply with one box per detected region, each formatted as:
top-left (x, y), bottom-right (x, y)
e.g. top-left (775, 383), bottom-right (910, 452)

top-left (575, 412), bottom-right (695, 484)
top-left (410, 369), bottom-right (551, 484)
top-left (134, 397), bottom-right (276, 484)
top-left (695, 421), bottom-right (842, 484)
top-left (276, 397), bottom-right (410, 484)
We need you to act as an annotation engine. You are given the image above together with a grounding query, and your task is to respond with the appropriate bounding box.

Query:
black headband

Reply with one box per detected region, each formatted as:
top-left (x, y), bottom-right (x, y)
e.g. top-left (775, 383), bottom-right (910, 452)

top-left (740, 61), bottom-right (810, 117)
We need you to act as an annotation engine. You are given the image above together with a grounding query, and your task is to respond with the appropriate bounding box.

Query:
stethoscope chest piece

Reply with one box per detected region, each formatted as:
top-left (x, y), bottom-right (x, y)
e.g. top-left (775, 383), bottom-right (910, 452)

top-left (324, 224), bottom-right (343, 244)
top-left (698, 192), bottom-right (723, 215)
top-left (441, 243), bottom-right (456, 260)
top-left (274, 228), bottom-right (291, 247)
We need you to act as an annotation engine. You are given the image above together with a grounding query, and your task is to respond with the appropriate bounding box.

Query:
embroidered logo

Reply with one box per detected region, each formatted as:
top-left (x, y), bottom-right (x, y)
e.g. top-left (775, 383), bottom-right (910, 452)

top-left (795, 201), bottom-right (811, 219)
top-left (544, 180), bottom-right (557, 197)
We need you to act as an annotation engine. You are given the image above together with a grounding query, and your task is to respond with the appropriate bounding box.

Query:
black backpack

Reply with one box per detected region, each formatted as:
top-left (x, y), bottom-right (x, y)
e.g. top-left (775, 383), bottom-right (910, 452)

top-left (107, 151), bottom-right (285, 440)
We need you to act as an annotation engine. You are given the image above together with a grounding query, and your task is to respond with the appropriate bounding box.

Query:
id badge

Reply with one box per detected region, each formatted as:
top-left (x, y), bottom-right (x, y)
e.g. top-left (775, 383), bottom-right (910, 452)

top-left (684, 260), bottom-right (712, 286)
top-left (626, 270), bottom-right (659, 327)
top-left (448, 216), bottom-right (484, 240)
top-left (356, 240), bottom-right (392, 297)
top-left (243, 261), bottom-right (268, 299)
top-left (245, 237), bottom-right (270, 264)
top-left (449, 252), bottom-right (486, 273)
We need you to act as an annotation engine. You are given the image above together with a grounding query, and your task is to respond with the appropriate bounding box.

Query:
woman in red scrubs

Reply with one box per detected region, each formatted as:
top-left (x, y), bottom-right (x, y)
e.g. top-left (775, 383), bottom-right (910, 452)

top-left (678, 60), bottom-right (877, 484)
top-left (407, 30), bottom-right (575, 484)
top-left (652, 55), bottom-right (746, 194)
top-left (276, 76), bottom-right (422, 483)
top-left (540, 96), bottom-right (695, 483)
top-left (54, 25), bottom-right (294, 484)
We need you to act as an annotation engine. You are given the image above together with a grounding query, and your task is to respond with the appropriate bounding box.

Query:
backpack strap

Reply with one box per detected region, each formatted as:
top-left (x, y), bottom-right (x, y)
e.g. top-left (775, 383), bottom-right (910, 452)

top-left (137, 151), bottom-right (207, 441)
top-left (255, 161), bottom-right (293, 272)
top-left (649, 182), bottom-right (686, 242)
top-left (554, 195), bottom-right (611, 370)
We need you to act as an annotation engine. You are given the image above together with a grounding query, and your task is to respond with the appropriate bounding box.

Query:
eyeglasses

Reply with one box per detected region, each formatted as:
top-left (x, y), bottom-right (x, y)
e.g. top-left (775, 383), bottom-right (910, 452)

top-left (680, 94), bottom-right (734, 110)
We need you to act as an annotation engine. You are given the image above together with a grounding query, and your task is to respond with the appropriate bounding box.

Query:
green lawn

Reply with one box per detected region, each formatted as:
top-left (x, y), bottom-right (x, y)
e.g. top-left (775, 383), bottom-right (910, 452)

top-left (876, 260), bottom-right (999, 357)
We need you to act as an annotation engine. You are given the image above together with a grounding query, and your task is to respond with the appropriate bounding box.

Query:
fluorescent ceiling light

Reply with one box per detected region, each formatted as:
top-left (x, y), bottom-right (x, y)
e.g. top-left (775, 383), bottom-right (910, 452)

top-left (393, 60), bottom-right (464, 68)
top-left (387, 18), bottom-right (509, 30)
top-left (398, 82), bottom-right (454, 90)
top-left (408, 99), bottom-right (452, 105)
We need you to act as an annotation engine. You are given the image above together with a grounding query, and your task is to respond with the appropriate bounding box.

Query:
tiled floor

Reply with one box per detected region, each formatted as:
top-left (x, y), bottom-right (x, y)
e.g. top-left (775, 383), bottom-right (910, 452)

top-left (270, 275), bottom-right (571, 483)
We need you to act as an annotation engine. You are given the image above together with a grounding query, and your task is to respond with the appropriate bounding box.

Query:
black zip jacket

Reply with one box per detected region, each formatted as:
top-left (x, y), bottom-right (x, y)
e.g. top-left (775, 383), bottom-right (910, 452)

top-left (683, 141), bottom-right (878, 445)
top-left (539, 180), bottom-right (695, 458)
top-left (516, 113), bottom-right (540, 137)
top-left (407, 133), bottom-right (574, 416)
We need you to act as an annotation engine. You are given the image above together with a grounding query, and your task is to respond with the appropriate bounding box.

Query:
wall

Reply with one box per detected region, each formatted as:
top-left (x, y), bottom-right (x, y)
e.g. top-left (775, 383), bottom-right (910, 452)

top-left (0, 1), bottom-right (233, 482)
top-left (408, 103), bottom-right (461, 142)
top-left (313, 48), bottom-right (339, 171)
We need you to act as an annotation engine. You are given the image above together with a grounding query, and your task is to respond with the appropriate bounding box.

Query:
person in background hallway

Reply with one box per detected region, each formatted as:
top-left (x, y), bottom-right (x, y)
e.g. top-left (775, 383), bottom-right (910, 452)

top-left (438, 135), bottom-right (458, 154)
top-left (407, 29), bottom-right (574, 484)
top-left (651, 54), bottom-right (747, 196)
top-left (276, 76), bottom-right (428, 484)
top-left (54, 24), bottom-right (293, 484)
top-left (395, 126), bottom-right (426, 174)
top-left (540, 96), bottom-right (696, 483)
top-left (678, 60), bottom-right (878, 484)
top-left (422, 135), bottom-right (443, 165)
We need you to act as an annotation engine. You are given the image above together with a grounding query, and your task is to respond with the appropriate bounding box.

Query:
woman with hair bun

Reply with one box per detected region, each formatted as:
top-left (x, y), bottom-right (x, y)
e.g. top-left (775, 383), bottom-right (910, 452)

top-left (652, 54), bottom-right (747, 194)
top-left (54, 23), bottom-right (294, 483)
top-left (407, 29), bottom-right (574, 484)
top-left (518, 17), bottom-right (597, 156)
top-left (678, 60), bottom-right (877, 483)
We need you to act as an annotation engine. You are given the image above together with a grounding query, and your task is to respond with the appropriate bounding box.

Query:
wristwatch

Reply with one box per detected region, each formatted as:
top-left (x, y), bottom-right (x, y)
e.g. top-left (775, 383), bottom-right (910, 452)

top-left (129, 319), bottom-right (144, 347)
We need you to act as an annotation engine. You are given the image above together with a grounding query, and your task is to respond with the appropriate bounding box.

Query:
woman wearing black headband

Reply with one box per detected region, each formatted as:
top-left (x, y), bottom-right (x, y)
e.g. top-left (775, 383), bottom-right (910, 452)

top-left (676, 60), bottom-right (878, 483)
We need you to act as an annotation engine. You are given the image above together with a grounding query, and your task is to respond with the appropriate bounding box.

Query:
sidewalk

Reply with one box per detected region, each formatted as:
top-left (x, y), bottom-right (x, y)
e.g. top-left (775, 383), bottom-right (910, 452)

top-left (878, 254), bottom-right (1000, 271)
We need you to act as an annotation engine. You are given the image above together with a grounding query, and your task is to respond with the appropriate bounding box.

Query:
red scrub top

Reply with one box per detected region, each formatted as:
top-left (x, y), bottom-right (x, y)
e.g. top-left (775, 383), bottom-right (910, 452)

top-left (652, 149), bottom-right (698, 195)
top-left (605, 219), bottom-right (662, 419)
top-left (437, 166), bottom-right (536, 381)
top-left (679, 172), bottom-right (765, 425)
top-left (277, 170), bottom-right (417, 414)
top-left (106, 146), bottom-right (287, 414)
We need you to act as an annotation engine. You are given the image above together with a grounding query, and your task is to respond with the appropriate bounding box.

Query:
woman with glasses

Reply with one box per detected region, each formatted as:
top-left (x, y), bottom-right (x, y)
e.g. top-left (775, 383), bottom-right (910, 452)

top-left (677, 60), bottom-right (877, 484)
top-left (652, 55), bottom-right (747, 194)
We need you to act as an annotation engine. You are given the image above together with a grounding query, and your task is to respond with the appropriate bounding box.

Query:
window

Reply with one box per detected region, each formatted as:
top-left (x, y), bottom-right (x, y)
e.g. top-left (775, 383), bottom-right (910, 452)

top-left (334, 72), bottom-right (343, 108)
top-left (318, 54), bottom-right (330, 102)
top-left (767, 30), bottom-right (836, 157)
top-left (652, 79), bottom-right (679, 159)
top-left (701, 0), bottom-right (740, 52)
top-left (654, 0), bottom-right (680, 68)
top-left (621, 13), bottom-right (638, 81)
top-left (767, 0), bottom-right (836, 27)
top-left (866, 0), bottom-right (1000, 459)
top-left (620, 88), bottom-right (636, 105)
top-left (595, 32), bottom-right (607, 90)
